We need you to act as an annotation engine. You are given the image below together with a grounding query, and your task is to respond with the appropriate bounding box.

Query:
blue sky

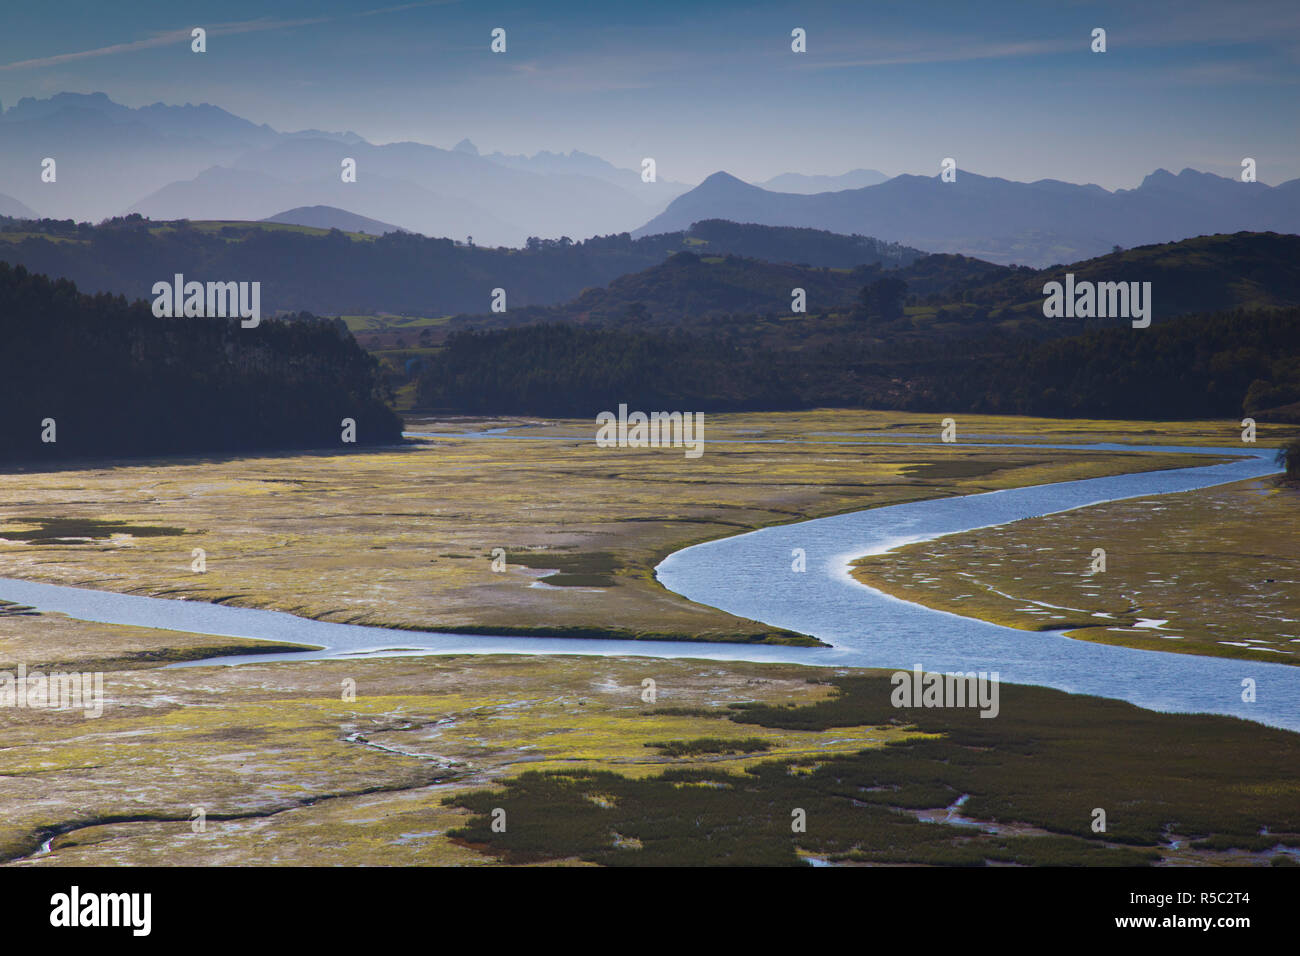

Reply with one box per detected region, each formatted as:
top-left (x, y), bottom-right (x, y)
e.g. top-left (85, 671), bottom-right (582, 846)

top-left (1, 0), bottom-right (1297, 188)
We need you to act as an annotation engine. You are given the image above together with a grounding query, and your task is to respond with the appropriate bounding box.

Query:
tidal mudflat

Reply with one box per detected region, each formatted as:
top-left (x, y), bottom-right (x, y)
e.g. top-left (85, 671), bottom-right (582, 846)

top-left (3, 640), bottom-right (1297, 867)
top-left (1, 410), bottom-right (1295, 867)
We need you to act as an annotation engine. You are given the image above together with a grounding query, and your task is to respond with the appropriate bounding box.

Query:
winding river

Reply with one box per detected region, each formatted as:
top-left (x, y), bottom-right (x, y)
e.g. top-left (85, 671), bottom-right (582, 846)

top-left (1, 441), bottom-right (1295, 730)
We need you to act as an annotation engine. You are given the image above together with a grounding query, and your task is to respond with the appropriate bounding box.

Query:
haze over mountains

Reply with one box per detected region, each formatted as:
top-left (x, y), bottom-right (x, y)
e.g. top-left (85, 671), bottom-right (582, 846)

top-left (757, 169), bottom-right (890, 193)
top-left (0, 192), bottom-right (35, 218)
top-left (0, 92), bottom-right (682, 244)
top-left (1, 93), bottom-right (1298, 266)
top-left (454, 138), bottom-right (692, 204)
top-left (0, 92), bottom-right (361, 223)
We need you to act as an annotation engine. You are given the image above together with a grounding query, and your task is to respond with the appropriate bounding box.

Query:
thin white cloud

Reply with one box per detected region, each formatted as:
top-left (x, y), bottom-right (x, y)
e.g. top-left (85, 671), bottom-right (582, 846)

top-left (0, 19), bottom-right (320, 72)
top-left (798, 39), bottom-right (1072, 70)
top-left (1119, 0), bottom-right (1300, 52)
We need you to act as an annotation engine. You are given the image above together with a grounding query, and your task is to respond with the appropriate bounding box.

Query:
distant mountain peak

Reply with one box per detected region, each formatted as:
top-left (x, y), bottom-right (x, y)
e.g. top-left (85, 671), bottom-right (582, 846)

top-left (262, 205), bottom-right (406, 235)
top-left (1136, 166), bottom-right (1239, 192)
top-left (700, 171), bottom-right (750, 186)
top-left (2, 91), bottom-right (123, 121)
top-left (47, 91), bottom-right (112, 105)
top-left (694, 172), bottom-right (765, 197)
top-left (453, 138), bottom-right (479, 155)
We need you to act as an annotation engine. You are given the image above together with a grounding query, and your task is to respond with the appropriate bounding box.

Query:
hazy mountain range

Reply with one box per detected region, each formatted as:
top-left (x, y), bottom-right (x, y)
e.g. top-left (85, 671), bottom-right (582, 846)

top-left (636, 169), bottom-right (1300, 266)
top-left (2, 93), bottom-right (1298, 265)
top-left (0, 93), bottom-right (682, 245)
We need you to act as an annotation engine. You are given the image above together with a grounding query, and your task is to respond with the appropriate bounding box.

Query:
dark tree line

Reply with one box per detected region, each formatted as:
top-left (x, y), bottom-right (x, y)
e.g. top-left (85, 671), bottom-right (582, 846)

top-left (0, 262), bottom-right (402, 462)
top-left (415, 308), bottom-right (1300, 422)
top-left (416, 324), bottom-right (792, 415)
top-left (931, 308), bottom-right (1300, 419)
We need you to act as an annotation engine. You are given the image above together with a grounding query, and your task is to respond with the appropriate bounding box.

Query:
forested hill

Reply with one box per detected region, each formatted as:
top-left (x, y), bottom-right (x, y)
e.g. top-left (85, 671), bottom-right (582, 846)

top-left (0, 262), bottom-right (401, 461)
top-left (951, 231), bottom-right (1300, 324)
top-left (414, 231), bottom-right (1300, 422)
top-left (0, 216), bottom-right (922, 318)
top-left (459, 250), bottom-right (1012, 329)
top-left (447, 231), bottom-right (1300, 334)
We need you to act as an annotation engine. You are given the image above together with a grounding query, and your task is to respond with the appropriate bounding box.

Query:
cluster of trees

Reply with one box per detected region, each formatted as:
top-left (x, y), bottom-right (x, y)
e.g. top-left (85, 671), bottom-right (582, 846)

top-left (1280, 439), bottom-right (1300, 479)
top-left (856, 275), bottom-right (909, 323)
top-left (0, 262), bottom-right (401, 461)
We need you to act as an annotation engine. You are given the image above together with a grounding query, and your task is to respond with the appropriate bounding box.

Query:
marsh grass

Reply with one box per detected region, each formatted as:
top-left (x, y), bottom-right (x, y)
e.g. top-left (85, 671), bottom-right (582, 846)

top-left (447, 674), bottom-right (1300, 866)
top-left (853, 476), bottom-right (1300, 665)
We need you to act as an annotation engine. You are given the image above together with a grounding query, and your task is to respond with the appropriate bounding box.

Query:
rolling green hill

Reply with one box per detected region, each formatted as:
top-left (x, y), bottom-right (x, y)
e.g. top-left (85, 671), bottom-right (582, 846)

top-left (0, 215), bottom-right (923, 320)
